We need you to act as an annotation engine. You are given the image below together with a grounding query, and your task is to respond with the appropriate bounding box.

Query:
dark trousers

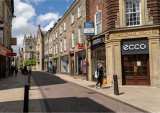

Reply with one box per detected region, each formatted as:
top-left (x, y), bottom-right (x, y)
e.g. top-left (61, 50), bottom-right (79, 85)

top-left (96, 77), bottom-right (103, 87)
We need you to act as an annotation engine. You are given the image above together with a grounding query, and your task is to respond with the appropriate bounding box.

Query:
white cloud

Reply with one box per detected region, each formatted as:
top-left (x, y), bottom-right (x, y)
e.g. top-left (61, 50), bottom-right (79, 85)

top-left (37, 12), bottom-right (60, 31)
top-left (12, 0), bottom-right (60, 52)
top-left (12, 0), bottom-right (37, 52)
top-left (24, 0), bottom-right (46, 5)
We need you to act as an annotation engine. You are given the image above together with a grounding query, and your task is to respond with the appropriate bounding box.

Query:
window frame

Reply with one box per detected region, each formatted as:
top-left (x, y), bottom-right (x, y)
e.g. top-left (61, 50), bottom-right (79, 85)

top-left (124, 0), bottom-right (142, 27)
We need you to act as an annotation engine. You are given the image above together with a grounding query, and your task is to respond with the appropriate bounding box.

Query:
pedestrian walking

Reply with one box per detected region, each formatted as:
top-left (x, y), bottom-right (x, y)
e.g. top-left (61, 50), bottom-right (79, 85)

top-left (95, 63), bottom-right (104, 88)
top-left (15, 66), bottom-right (18, 77)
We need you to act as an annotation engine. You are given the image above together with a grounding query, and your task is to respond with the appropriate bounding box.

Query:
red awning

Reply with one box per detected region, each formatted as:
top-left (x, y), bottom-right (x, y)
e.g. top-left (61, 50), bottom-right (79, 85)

top-left (0, 43), bottom-right (11, 56)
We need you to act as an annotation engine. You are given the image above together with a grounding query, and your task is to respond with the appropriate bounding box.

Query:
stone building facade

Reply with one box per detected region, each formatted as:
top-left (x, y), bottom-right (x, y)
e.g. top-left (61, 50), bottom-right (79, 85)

top-left (23, 35), bottom-right (36, 69)
top-left (49, 0), bottom-right (87, 76)
top-left (35, 25), bottom-right (45, 71)
top-left (102, 0), bottom-right (160, 86)
top-left (0, 0), bottom-right (14, 78)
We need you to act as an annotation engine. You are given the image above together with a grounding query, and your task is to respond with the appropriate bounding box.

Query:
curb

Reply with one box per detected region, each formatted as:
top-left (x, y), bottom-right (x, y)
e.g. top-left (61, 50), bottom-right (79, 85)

top-left (42, 71), bottom-right (151, 113)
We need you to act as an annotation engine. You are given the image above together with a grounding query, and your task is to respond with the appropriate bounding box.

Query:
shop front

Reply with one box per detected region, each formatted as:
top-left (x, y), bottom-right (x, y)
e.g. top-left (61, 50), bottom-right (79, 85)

top-left (121, 38), bottom-right (150, 85)
top-left (60, 55), bottom-right (69, 74)
top-left (69, 50), bottom-right (74, 76)
top-left (75, 50), bottom-right (86, 76)
top-left (53, 57), bottom-right (60, 73)
top-left (91, 36), bottom-right (106, 80)
top-left (0, 43), bottom-right (12, 78)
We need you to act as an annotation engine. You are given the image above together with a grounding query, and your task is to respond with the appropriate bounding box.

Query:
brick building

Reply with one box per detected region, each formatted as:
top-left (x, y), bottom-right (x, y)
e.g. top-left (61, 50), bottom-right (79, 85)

top-left (49, 0), bottom-right (87, 76)
top-left (42, 0), bottom-right (160, 86)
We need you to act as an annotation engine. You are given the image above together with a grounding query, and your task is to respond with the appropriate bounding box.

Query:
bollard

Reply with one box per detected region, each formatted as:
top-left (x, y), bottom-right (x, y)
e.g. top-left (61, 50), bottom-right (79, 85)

top-left (28, 74), bottom-right (31, 89)
top-left (113, 74), bottom-right (119, 95)
top-left (23, 84), bottom-right (29, 113)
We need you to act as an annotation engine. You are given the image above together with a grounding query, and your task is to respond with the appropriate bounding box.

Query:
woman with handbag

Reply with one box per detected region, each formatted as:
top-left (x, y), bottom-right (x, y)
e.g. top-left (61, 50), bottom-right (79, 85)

top-left (95, 63), bottom-right (104, 88)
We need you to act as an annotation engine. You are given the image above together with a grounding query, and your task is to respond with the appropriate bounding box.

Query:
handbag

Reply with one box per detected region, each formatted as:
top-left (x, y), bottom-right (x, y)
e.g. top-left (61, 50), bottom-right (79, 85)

top-left (94, 70), bottom-right (98, 78)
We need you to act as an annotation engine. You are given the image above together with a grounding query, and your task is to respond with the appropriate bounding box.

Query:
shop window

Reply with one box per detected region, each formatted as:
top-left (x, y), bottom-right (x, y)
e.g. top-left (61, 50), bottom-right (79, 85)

top-left (125, 0), bottom-right (141, 26)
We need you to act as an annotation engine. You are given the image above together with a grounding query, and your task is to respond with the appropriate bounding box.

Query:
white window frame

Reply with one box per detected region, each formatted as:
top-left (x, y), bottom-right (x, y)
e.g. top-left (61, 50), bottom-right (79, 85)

top-left (63, 38), bottom-right (67, 51)
top-left (125, 0), bottom-right (141, 27)
top-left (71, 32), bottom-right (75, 48)
top-left (94, 10), bottom-right (102, 35)
top-left (78, 28), bottom-right (82, 44)
top-left (64, 23), bottom-right (66, 31)
top-left (77, 6), bottom-right (81, 18)
top-left (71, 14), bottom-right (74, 24)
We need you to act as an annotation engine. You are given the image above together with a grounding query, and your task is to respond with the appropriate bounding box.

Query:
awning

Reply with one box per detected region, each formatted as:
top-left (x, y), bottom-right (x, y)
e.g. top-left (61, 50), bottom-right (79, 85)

top-left (0, 43), bottom-right (11, 56)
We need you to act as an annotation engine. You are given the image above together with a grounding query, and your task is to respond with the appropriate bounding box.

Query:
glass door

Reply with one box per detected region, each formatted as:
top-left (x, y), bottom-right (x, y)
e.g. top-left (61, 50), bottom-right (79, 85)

top-left (122, 54), bottom-right (150, 85)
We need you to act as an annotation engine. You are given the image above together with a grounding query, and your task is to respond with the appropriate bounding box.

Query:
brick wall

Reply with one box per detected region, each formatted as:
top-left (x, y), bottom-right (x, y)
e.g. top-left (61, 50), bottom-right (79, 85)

top-left (147, 0), bottom-right (160, 24)
top-left (102, 0), bottom-right (119, 32)
top-left (86, 0), bottom-right (103, 22)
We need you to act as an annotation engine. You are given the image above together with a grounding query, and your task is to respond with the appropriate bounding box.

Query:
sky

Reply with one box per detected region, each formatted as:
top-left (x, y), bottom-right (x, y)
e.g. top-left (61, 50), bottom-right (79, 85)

top-left (12, 0), bottom-right (74, 51)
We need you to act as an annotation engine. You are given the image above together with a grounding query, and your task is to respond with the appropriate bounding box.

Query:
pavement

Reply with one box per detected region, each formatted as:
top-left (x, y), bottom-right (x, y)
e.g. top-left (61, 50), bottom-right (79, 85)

top-left (54, 73), bottom-right (160, 113)
top-left (32, 71), bottom-right (145, 113)
top-left (0, 72), bottom-right (45, 112)
top-left (0, 71), bottom-right (159, 113)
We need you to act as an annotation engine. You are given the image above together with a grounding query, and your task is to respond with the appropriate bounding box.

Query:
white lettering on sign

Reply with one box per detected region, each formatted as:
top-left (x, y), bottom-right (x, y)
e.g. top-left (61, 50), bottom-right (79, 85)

top-left (123, 43), bottom-right (146, 51)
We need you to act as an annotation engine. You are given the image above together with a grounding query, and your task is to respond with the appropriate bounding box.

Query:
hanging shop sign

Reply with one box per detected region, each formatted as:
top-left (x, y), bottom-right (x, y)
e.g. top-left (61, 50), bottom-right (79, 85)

top-left (0, 44), bottom-right (11, 56)
top-left (77, 43), bottom-right (85, 49)
top-left (6, 52), bottom-right (17, 56)
top-left (121, 39), bottom-right (149, 55)
top-left (0, 29), bottom-right (3, 44)
top-left (84, 21), bottom-right (95, 36)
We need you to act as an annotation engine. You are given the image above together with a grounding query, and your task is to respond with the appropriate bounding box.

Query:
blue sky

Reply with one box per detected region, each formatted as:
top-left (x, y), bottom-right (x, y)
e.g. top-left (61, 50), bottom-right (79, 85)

top-left (12, 0), bottom-right (74, 50)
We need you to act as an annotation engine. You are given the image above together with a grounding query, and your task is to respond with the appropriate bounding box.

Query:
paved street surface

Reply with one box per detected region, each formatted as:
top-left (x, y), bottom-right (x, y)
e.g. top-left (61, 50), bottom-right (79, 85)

top-left (31, 71), bottom-right (146, 113)
top-left (0, 71), bottom-right (147, 112)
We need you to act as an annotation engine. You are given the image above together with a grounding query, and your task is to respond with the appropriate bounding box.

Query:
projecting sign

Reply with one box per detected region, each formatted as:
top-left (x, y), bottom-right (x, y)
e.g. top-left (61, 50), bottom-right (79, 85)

top-left (84, 21), bottom-right (95, 36)
top-left (0, 29), bottom-right (3, 43)
top-left (121, 39), bottom-right (149, 55)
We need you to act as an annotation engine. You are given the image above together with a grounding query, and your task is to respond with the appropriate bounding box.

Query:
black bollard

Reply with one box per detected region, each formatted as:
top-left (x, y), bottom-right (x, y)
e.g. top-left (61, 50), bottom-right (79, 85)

top-left (23, 84), bottom-right (29, 113)
top-left (113, 74), bottom-right (119, 95)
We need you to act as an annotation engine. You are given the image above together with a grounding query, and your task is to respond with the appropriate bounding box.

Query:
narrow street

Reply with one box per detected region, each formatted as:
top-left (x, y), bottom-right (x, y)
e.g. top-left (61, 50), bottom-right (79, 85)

top-left (30, 71), bottom-right (146, 113)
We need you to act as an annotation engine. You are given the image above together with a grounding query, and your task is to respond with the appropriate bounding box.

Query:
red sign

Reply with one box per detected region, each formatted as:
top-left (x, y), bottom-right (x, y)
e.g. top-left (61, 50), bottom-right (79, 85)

top-left (77, 43), bottom-right (84, 49)
top-left (0, 44), bottom-right (11, 56)
top-left (6, 52), bottom-right (17, 56)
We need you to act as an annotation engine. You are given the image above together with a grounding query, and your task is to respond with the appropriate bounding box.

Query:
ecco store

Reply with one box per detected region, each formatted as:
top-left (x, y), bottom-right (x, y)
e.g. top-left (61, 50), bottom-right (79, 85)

top-left (121, 38), bottom-right (150, 85)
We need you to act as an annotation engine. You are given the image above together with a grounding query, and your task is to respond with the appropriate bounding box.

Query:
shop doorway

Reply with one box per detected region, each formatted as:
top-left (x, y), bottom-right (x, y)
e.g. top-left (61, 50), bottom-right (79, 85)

top-left (122, 54), bottom-right (150, 85)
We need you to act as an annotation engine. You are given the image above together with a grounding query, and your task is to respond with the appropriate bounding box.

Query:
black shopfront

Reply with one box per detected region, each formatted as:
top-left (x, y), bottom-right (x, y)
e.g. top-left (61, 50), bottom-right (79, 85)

top-left (91, 35), bottom-right (106, 80)
top-left (121, 38), bottom-right (150, 85)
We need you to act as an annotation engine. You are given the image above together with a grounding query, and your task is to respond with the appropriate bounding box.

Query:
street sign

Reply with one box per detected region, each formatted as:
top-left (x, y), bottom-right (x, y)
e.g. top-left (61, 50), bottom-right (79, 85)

top-left (84, 21), bottom-right (95, 36)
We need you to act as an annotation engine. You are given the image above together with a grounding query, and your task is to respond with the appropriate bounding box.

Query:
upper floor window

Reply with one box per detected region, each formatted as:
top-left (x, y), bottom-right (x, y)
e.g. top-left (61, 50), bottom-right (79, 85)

top-left (125, 0), bottom-right (141, 26)
top-left (71, 32), bottom-right (75, 48)
top-left (55, 32), bottom-right (58, 38)
top-left (95, 11), bottom-right (102, 35)
top-left (63, 38), bottom-right (67, 51)
top-left (77, 6), bottom-right (81, 18)
top-left (71, 14), bottom-right (74, 24)
top-left (78, 28), bottom-right (82, 44)
top-left (64, 23), bottom-right (66, 31)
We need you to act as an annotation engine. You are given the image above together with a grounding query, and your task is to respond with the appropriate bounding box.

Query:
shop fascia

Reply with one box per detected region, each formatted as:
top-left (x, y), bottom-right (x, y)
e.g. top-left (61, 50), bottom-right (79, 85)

top-left (121, 39), bottom-right (149, 55)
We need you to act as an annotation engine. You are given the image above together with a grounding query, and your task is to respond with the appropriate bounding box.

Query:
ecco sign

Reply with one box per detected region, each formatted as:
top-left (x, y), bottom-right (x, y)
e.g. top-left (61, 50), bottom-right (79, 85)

top-left (123, 44), bottom-right (146, 51)
top-left (121, 39), bottom-right (149, 55)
